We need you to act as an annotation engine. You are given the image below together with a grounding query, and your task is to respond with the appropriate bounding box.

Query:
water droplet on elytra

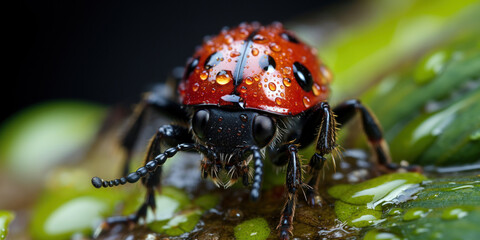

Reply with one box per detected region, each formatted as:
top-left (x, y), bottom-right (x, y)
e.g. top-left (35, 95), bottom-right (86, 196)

top-left (252, 48), bottom-right (259, 56)
top-left (240, 86), bottom-right (247, 93)
top-left (200, 70), bottom-right (209, 80)
top-left (303, 96), bottom-right (311, 108)
top-left (269, 42), bottom-right (281, 52)
top-left (252, 34), bottom-right (267, 43)
top-left (192, 83), bottom-right (200, 91)
top-left (282, 67), bottom-right (292, 75)
top-left (216, 70), bottom-right (232, 85)
top-left (245, 77), bottom-right (254, 85)
top-left (312, 83), bottom-right (321, 96)
top-left (275, 97), bottom-right (282, 105)
top-left (283, 78), bottom-right (292, 87)
top-left (268, 82), bottom-right (276, 91)
top-left (230, 51), bottom-right (241, 58)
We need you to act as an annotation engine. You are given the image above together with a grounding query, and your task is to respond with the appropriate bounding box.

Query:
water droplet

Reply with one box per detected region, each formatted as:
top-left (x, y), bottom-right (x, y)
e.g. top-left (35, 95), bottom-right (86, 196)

top-left (403, 208), bottom-right (429, 221)
top-left (224, 35), bottom-right (234, 44)
top-left (275, 97), bottom-right (282, 105)
top-left (218, 127), bottom-right (223, 133)
top-left (240, 86), bottom-right (247, 93)
top-left (251, 48), bottom-right (259, 56)
top-left (441, 206), bottom-right (471, 220)
top-left (216, 70), bottom-right (232, 85)
top-left (254, 75), bottom-right (260, 82)
top-left (268, 82), bottom-right (276, 91)
top-left (280, 92), bottom-right (285, 97)
top-left (269, 42), bottom-right (281, 52)
top-left (282, 67), bottom-right (292, 75)
top-left (253, 92), bottom-right (258, 97)
top-left (303, 96), bottom-right (311, 108)
top-left (252, 34), bottom-right (267, 43)
top-left (192, 83), bottom-right (200, 92)
top-left (230, 51), bottom-right (241, 58)
top-left (320, 65), bottom-right (332, 81)
top-left (283, 78), bottom-right (292, 87)
top-left (240, 114), bottom-right (248, 122)
top-left (312, 83), bottom-right (322, 96)
top-left (200, 70), bottom-right (209, 80)
top-left (211, 88), bottom-right (216, 93)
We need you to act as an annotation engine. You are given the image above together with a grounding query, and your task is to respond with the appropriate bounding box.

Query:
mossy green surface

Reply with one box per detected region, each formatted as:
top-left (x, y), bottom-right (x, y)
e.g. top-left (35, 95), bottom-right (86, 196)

top-left (234, 217), bottom-right (271, 240)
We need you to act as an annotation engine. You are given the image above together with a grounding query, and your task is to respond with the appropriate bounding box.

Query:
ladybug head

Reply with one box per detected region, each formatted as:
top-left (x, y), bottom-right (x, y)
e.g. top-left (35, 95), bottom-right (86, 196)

top-left (191, 107), bottom-right (277, 154)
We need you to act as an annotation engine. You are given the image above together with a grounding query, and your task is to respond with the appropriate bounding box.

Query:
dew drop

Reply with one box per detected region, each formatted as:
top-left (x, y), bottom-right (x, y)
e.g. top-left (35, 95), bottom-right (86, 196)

top-left (320, 65), bottom-right (332, 82)
top-left (283, 78), bottom-right (292, 87)
top-left (303, 96), bottom-right (311, 108)
top-left (216, 70), bottom-right (232, 85)
top-left (240, 86), bottom-right (247, 93)
top-left (282, 67), bottom-right (292, 75)
top-left (269, 42), bottom-right (281, 52)
top-left (200, 70), bottom-right (209, 80)
top-left (268, 82), bottom-right (276, 91)
top-left (230, 51), bottom-right (241, 58)
top-left (252, 34), bottom-right (267, 43)
top-left (251, 48), bottom-right (259, 56)
top-left (245, 77), bottom-right (254, 85)
top-left (254, 75), bottom-right (260, 82)
top-left (192, 82), bottom-right (200, 92)
top-left (224, 35), bottom-right (234, 44)
top-left (275, 97), bottom-right (282, 105)
top-left (312, 83), bottom-right (321, 96)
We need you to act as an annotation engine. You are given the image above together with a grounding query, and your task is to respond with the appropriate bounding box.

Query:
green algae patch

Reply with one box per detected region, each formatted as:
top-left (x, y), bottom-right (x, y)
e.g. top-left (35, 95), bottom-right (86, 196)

top-left (234, 217), bottom-right (270, 240)
top-left (148, 210), bottom-right (202, 236)
top-left (0, 210), bottom-right (14, 240)
top-left (329, 173), bottom-right (426, 228)
top-left (140, 188), bottom-right (221, 236)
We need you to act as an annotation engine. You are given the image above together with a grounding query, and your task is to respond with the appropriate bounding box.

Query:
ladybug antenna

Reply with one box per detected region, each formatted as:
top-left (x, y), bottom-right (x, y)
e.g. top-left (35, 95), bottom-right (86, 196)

top-left (91, 143), bottom-right (213, 188)
top-left (246, 146), bottom-right (264, 201)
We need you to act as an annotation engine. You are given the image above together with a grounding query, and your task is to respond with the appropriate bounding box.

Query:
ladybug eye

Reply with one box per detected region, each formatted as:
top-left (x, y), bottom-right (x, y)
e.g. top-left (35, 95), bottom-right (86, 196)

top-left (252, 115), bottom-right (275, 147)
top-left (293, 62), bottom-right (313, 92)
top-left (205, 52), bottom-right (223, 70)
top-left (259, 55), bottom-right (276, 71)
top-left (192, 109), bottom-right (210, 140)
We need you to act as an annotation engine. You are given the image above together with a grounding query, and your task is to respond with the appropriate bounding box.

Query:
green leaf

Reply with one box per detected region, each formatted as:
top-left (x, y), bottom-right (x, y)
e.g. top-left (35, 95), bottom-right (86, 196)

top-left (0, 210), bottom-right (14, 240)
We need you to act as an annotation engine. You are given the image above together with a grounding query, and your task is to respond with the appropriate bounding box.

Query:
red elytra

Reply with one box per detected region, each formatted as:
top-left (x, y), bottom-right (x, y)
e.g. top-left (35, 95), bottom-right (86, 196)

top-left (179, 22), bottom-right (332, 115)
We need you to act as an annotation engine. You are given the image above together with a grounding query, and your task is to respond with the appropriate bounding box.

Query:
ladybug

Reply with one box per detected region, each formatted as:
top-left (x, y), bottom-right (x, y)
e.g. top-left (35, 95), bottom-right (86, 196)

top-left (92, 22), bottom-right (403, 239)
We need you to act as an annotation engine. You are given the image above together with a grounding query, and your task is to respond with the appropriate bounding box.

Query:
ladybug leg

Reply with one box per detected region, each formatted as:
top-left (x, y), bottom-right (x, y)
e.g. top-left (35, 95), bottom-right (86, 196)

top-left (333, 99), bottom-right (421, 172)
top-left (120, 84), bottom-right (189, 176)
top-left (277, 144), bottom-right (302, 240)
top-left (303, 102), bottom-right (337, 207)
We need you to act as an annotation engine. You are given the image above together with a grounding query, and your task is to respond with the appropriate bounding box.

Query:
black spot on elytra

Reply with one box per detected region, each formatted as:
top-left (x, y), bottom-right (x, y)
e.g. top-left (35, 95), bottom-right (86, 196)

top-left (259, 55), bottom-right (276, 71)
top-left (184, 57), bottom-right (199, 79)
top-left (204, 52), bottom-right (223, 70)
top-left (280, 32), bottom-right (300, 43)
top-left (293, 62), bottom-right (313, 91)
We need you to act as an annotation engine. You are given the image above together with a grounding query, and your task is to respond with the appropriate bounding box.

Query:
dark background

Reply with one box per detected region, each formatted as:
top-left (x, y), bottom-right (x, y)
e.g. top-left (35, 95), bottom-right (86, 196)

top-left (6, 0), bottom-right (341, 121)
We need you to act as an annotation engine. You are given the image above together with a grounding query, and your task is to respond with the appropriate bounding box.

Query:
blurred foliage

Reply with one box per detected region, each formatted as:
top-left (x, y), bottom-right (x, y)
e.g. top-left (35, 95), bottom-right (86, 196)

top-left (0, 101), bottom-right (106, 181)
top-left (295, 0), bottom-right (480, 102)
top-left (362, 29), bottom-right (480, 165)
top-left (0, 210), bottom-right (14, 240)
